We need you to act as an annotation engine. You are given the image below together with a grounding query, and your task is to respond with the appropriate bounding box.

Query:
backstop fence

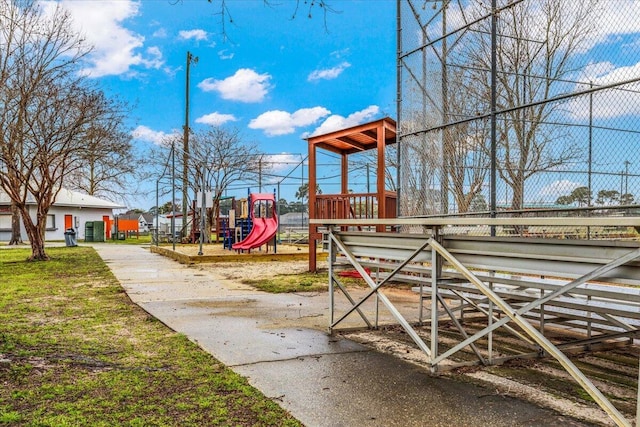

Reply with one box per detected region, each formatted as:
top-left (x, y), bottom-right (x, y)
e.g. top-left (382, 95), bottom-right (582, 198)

top-left (398, 0), bottom-right (640, 220)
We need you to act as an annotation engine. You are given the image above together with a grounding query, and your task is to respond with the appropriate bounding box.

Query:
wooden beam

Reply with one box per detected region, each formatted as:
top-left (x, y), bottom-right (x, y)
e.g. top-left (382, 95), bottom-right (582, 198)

top-left (335, 136), bottom-right (372, 150)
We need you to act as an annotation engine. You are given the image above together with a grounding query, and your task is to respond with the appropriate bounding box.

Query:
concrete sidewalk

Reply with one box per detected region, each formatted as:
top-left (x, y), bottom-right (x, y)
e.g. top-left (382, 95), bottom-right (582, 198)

top-left (93, 244), bottom-right (592, 427)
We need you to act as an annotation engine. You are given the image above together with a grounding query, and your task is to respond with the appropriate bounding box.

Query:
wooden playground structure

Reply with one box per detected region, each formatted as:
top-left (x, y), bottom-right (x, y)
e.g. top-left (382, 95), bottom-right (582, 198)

top-left (306, 117), bottom-right (398, 271)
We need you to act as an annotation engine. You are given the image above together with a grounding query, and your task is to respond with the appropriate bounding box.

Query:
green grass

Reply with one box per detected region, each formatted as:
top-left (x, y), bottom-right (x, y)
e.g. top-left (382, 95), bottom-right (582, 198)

top-left (0, 247), bottom-right (301, 426)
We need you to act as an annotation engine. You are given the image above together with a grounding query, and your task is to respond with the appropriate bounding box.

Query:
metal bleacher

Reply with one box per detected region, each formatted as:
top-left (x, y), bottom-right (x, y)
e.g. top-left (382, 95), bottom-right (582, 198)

top-left (314, 216), bottom-right (640, 427)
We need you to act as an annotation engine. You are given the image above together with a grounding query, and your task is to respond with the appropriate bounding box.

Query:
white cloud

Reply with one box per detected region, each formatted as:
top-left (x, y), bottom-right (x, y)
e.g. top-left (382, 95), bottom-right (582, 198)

top-left (41, 1), bottom-right (177, 78)
top-left (179, 29), bottom-right (208, 41)
top-left (198, 69), bottom-right (272, 103)
top-left (249, 107), bottom-right (330, 136)
top-left (330, 48), bottom-right (350, 59)
top-left (141, 46), bottom-right (163, 69)
top-left (131, 125), bottom-right (177, 145)
top-left (309, 105), bottom-right (381, 136)
top-left (43, 0), bottom-right (160, 78)
top-left (567, 61), bottom-right (640, 119)
top-left (195, 112), bottom-right (238, 126)
top-left (152, 28), bottom-right (167, 38)
top-left (218, 49), bottom-right (234, 60)
top-left (308, 61), bottom-right (351, 81)
top-left (538, 180), bottom-right (582, 199)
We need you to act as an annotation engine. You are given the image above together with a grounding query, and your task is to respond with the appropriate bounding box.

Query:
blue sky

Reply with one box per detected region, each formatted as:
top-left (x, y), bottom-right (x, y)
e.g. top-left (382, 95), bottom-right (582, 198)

top-left (51, 0), bottom-right (397, 209)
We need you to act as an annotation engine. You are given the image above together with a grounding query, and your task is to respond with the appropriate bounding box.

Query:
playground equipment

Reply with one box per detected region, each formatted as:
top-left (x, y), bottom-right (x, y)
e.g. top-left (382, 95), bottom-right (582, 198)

top-left (232, 193), bottom-right (278, 252)
top-left (306, 118), bottom-right (397, 271)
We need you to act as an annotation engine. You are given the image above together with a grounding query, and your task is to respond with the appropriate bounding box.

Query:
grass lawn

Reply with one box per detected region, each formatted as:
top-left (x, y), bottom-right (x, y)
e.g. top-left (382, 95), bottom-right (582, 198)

top-left (0, 247), bottom-right (301, 426)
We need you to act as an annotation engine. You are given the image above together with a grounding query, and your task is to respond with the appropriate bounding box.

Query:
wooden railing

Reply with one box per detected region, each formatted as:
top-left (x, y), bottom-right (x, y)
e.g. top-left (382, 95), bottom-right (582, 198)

top-left (313, 192), bottom-right (397, 220)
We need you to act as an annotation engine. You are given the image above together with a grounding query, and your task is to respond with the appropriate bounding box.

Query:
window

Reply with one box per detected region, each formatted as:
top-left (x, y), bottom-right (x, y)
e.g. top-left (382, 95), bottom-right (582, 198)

top-left (0, 214), bottom-right (10, 230)
top-left (46, 214), bottom-right (56, 230)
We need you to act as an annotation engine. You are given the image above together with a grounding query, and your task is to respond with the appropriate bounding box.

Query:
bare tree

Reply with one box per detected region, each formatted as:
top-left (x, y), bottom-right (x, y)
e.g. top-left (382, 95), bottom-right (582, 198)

top-left (188, 126), bottom-right (262, 241)
top-left (445, 68), bottom-right (490, 213)
top-left (462, 0), bottom-right (597, 210)
top-left (206, 0), bottom-right (339, 38)
top-left (349, 144), bottom-right (398, 194)
top-left (66, 114), bottom-right (142, 205)
top-left (0, 0), bottom-right (124, 260)
top-left (399, 106), bottom-right (443, 216)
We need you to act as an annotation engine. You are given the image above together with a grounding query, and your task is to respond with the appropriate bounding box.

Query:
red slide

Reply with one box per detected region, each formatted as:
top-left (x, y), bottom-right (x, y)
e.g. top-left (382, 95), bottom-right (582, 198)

top-left (232, 193), bottom-right (278, 251)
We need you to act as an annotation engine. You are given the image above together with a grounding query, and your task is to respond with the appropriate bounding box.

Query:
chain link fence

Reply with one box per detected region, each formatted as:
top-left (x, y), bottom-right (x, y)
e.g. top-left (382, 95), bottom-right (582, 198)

top-left (398, 0), bottom-right (640, 229)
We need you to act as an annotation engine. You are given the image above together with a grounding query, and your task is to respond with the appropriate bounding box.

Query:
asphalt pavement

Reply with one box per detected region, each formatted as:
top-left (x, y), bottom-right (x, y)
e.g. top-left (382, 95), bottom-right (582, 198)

top-left (92, 243), bottom-right (595, 427)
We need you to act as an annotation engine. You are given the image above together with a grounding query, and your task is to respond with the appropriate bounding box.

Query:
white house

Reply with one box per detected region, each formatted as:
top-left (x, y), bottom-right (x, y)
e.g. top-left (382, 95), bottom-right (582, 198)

top-left (154, 213), bottom-right (183, 233)
top-left (0, 188), bottom-right (126, 242)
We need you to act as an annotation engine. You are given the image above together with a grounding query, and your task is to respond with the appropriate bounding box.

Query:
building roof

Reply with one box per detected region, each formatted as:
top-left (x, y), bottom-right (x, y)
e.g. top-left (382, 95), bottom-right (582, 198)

top-left (0, 188), bottom-right (126, 210)
top-left (305, 117), bottom-right (397, 155)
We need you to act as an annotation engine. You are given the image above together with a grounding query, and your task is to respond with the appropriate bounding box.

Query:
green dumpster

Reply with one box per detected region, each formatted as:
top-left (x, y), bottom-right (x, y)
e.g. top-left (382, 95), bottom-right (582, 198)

top-left (92, 221), bottom-right (105, 242)
top-left (84, 222), bottom-right (94, 242)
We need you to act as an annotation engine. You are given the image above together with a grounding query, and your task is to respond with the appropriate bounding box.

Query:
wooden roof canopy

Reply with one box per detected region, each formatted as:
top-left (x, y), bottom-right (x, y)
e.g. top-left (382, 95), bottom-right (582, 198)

top-left (305, 117), bottom-right (397, 155)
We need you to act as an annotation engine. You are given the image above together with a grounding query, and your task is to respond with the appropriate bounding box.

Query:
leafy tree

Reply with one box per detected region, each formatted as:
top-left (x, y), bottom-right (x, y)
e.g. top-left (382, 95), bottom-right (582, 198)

top-left (295, 183), bottom-right (322, 203)
top-left (555, 195), bottom-right (574, 206)
top-left (571, 187), bottom-right (591, 207)
top-left (277, 198), bottom-right (290, 214)
top-left (156, 201), bottom-right (180, 215)
top-left (620, 193), bottom-right (635, 205)
top-left (125, 208), bottom-right (145, 215)
top-left (555, 186), bottom-right (591, 207)
top-left (595, 190), bottom-right (620, 206)
top-left (287, 200), bottom-right (306, 213)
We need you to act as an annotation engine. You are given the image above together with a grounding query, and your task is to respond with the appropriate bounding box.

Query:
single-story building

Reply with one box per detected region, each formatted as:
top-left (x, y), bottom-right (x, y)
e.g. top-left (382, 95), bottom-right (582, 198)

top-left (0, 188), bottom-right (126, 242)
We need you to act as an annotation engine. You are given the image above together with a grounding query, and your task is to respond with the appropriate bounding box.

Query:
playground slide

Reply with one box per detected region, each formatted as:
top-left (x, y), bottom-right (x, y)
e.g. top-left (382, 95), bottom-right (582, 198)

top-left (232, 217), bottom-right (278, 250)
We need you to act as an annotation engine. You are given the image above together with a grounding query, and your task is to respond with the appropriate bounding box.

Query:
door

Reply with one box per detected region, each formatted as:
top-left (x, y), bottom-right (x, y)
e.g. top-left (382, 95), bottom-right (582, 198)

top-left (64, 215), bottom-right (73, 230)
top-left (102, 215), bottom-right (111, 239)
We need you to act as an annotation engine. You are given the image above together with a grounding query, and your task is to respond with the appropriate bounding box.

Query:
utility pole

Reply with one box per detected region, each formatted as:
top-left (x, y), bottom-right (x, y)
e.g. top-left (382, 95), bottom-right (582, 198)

top-left (624, 160), bottom-right (630, 196)
top-left (198, 162), bottom-right (206, 256)
top-left (258, 155), bottom-right (263, 192)
top-left (183, 51), bottom-right (198, 233)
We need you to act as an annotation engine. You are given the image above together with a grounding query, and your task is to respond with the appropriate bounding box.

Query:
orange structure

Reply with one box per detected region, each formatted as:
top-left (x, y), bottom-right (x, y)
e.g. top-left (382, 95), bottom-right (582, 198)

top-left (306, 117), bottom-right (397, 271)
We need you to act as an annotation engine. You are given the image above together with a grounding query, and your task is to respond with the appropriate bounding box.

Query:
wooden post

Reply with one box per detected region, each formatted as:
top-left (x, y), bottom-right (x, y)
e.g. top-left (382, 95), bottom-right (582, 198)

top-left (309, 142), bottom-right (317, 272)
top-left (377, 122), bottom-right (386, 232)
